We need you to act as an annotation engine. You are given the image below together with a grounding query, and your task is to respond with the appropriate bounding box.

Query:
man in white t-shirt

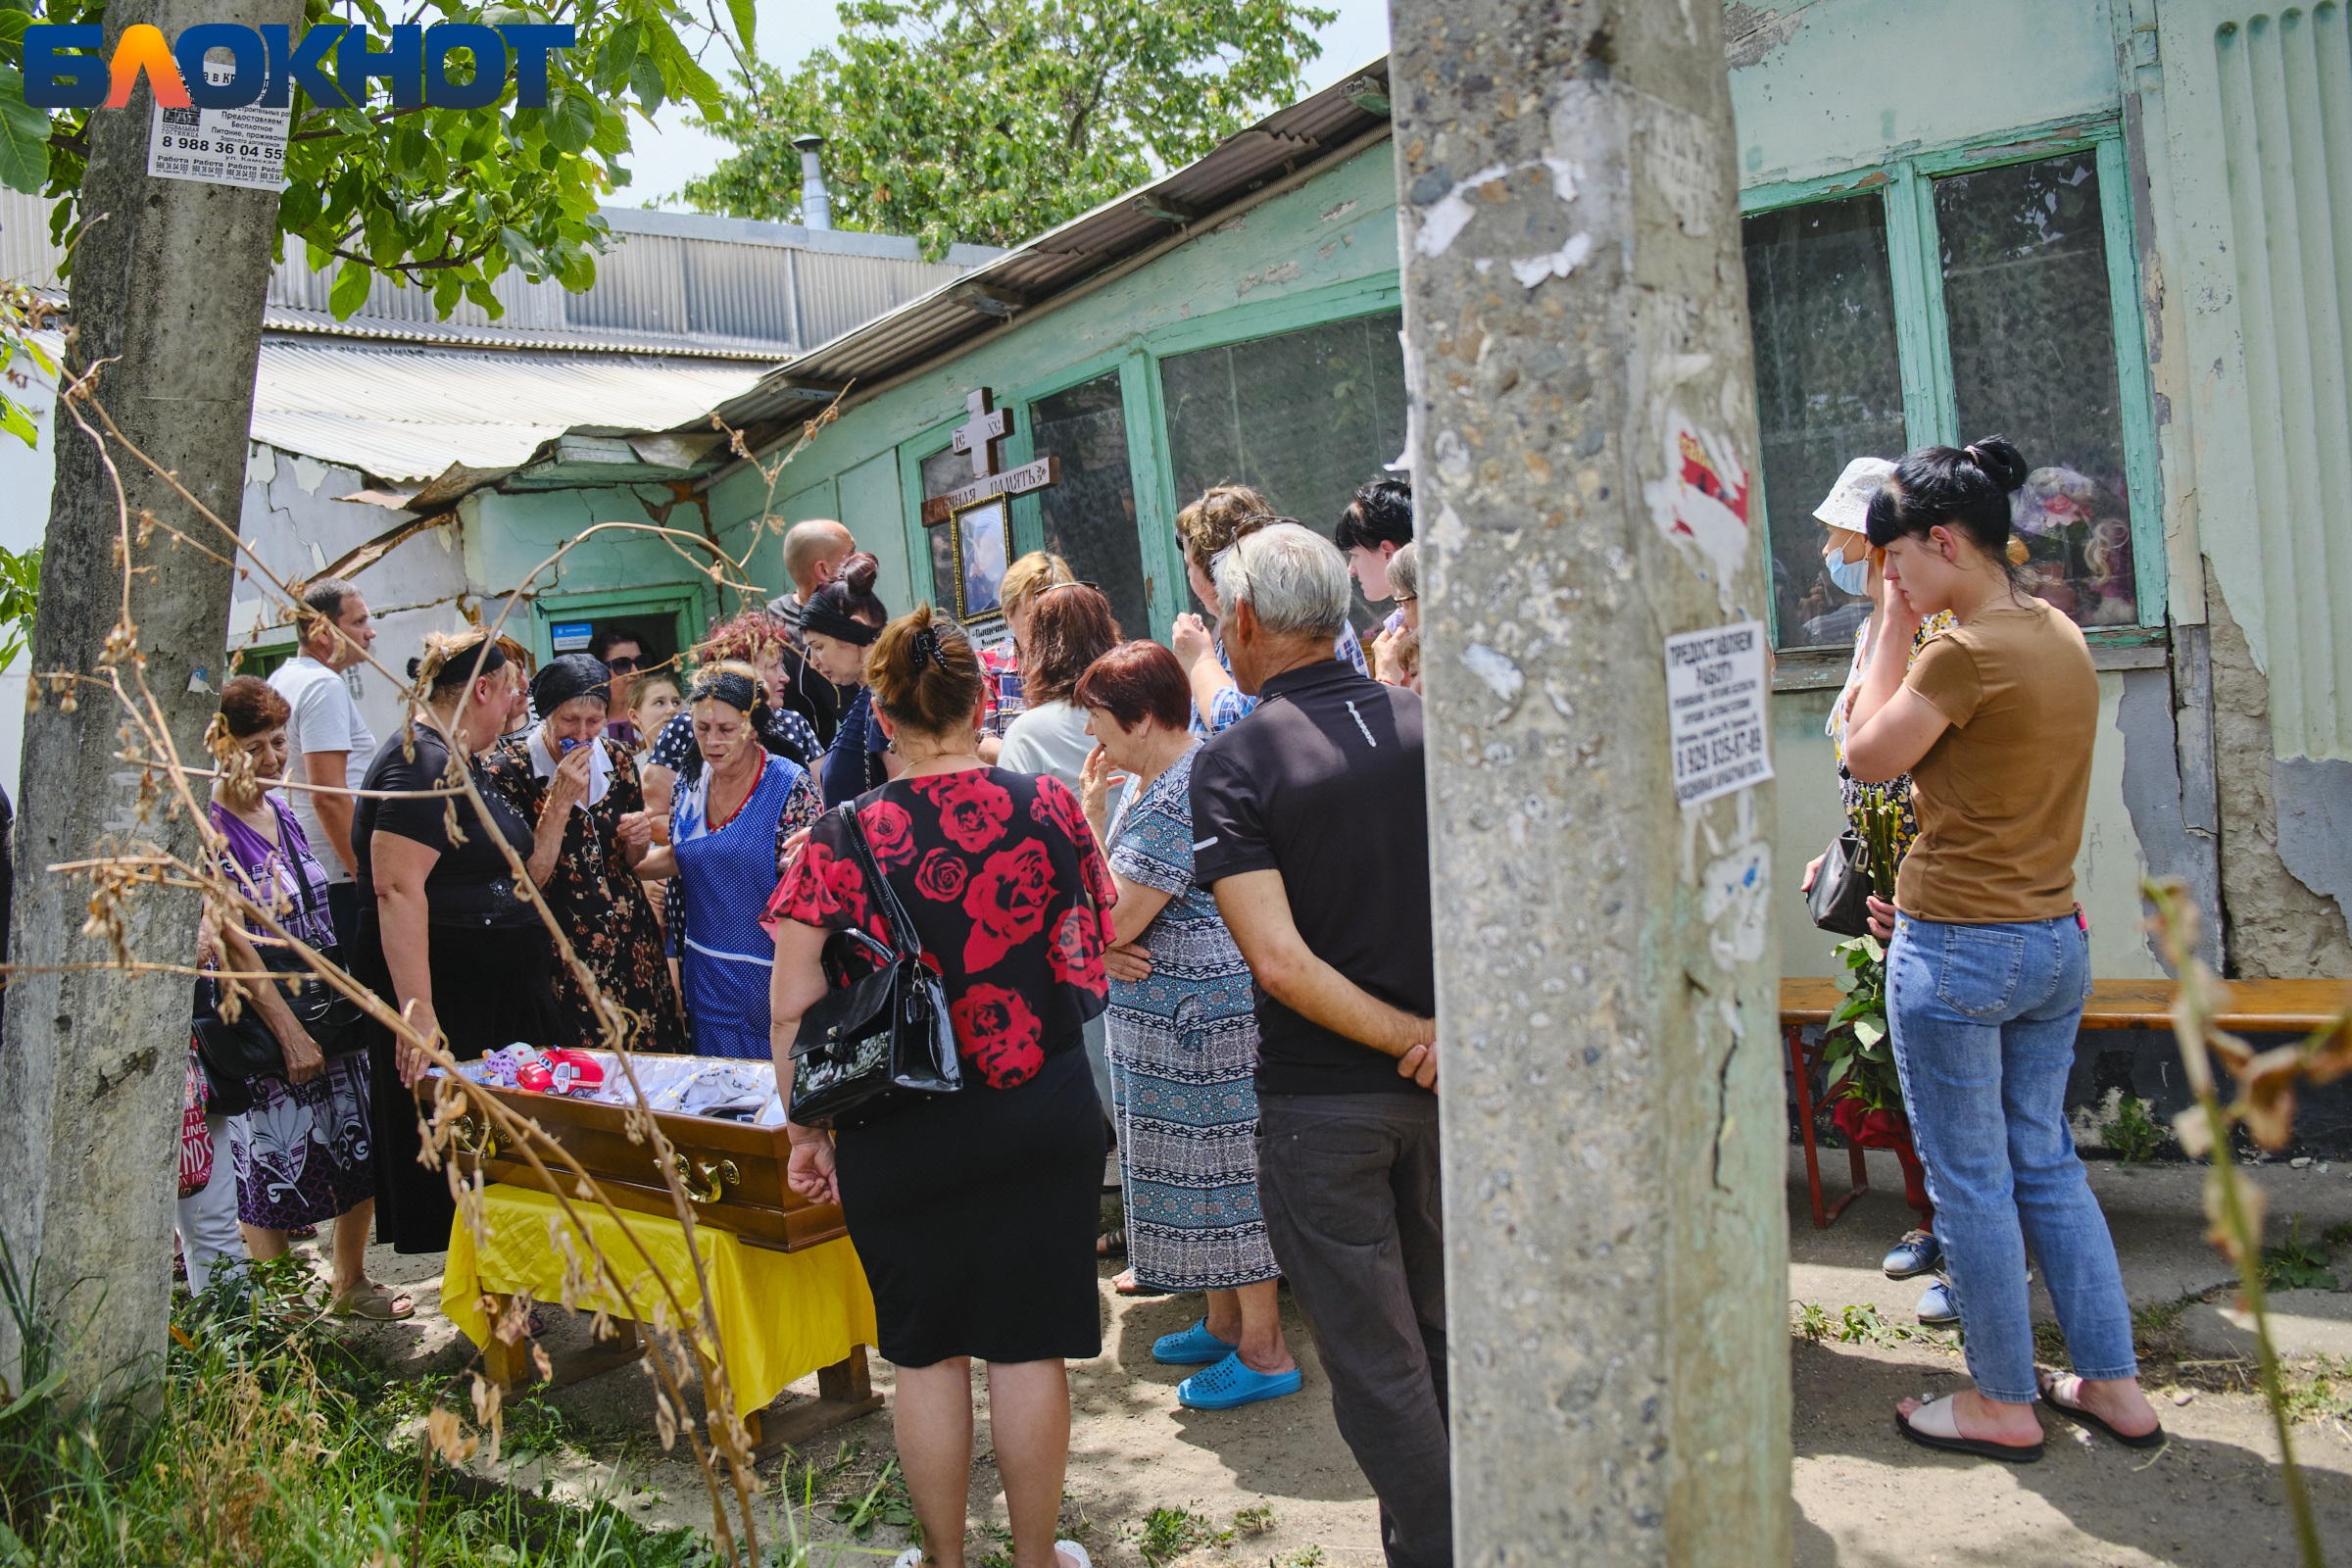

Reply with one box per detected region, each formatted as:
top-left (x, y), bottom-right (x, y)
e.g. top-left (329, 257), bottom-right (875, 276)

top-left (268, 578), bottom-right (376, 951)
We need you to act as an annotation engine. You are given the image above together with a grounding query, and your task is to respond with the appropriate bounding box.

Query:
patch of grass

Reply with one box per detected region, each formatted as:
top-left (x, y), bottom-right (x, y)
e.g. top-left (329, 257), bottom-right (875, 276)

top-left (2100, 1093), bottom-right (2167, 1162)
top-left (1135, 1502), bottom-right (1229, 1564)
top-left (1790, 1299), bottom-right (1949, 1349)
top-left (829, 1458), bottom-right (915, 1540)
top-left (2324, 1220), bottom-right (2352, 1250)
top-left (1275, 1549), bottom-right (1325, 1568)
top-left (0, 1250), bottom-right (706, 1567)
top-left (1232, 1502), bottom-right (1277, 1537)
top-left (2262, 1216), bottom-right (2341, 1292)
top-left (2279, 1355), bottom-right (2352, 1428)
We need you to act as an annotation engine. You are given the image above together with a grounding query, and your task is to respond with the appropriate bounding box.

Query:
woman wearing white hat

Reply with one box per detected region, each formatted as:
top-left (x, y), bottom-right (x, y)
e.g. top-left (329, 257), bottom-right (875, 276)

top-left (1803, 456), bottom-right (1960, 1324)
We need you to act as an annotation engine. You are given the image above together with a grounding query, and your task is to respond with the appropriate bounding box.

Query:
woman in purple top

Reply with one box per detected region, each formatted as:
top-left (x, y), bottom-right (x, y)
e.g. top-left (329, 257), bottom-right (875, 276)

top-left (204, 676), bottom-right (404, 1319)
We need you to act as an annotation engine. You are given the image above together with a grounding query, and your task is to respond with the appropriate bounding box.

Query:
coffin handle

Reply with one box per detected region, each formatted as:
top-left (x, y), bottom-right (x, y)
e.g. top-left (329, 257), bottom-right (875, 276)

top-left (674, 1155), bottom-right (741, 1204)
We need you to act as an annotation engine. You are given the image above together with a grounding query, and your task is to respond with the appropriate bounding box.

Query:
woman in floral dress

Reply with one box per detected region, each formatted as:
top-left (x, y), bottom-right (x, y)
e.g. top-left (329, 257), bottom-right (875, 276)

top-left (483, 653), bottom-right (686, 1054)
top-left (205, 676), bottom-right (403, 1318)
top-left (1076, 641), bottom-right (1298, 1411)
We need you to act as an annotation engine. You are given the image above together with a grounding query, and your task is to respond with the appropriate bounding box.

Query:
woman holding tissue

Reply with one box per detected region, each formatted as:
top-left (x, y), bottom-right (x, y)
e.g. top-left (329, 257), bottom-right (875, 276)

top-left (484, 652), bottom-right (686, 1054)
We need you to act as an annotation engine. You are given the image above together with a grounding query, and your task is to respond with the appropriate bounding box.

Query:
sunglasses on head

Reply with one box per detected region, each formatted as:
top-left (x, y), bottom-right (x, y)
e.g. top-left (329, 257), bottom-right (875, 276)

top-left (605, 655), bottom-right (642, 673)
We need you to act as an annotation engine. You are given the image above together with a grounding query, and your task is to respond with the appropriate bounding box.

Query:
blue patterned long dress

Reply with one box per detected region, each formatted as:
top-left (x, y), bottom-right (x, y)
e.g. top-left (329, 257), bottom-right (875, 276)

top-left (1103, 747), bottom-right (1279, 1292)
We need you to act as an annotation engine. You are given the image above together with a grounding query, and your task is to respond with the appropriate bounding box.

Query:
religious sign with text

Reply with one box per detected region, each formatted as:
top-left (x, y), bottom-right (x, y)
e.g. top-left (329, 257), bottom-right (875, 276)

top-left (919, 388), bottom-right (1061, 524)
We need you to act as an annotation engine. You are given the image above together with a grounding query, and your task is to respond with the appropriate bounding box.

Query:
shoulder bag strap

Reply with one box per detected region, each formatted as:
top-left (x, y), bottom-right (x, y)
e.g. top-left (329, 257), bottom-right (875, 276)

top-left (835, 801), bottom-right (923, 963)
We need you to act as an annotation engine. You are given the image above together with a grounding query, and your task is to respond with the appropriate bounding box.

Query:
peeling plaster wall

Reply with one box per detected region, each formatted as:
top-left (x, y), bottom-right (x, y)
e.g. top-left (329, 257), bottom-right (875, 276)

top-left (2206, 564), bottom-right (2352, 978)
top-left (232, 443), bottom-right (467, 745)
top-left (1726, 0), bottom-right (2120, 186)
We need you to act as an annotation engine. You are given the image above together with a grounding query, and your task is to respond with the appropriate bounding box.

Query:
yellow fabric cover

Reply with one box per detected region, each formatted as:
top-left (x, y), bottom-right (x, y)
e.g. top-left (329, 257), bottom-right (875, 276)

top-left (442, 1184), bottom-right (878, 1421)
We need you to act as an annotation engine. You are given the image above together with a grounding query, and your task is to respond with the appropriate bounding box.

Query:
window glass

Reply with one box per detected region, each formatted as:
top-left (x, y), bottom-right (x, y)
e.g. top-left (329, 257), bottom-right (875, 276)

top-left (1159, 312), bottom-right (1408, 629)
top-left (1742, 196), bottom-right (1908, 650)
top-left (1029, 372), bottom-right (1150, 639)
top-left (918, 445), bottom-right (968, 614)
top-left (1936, 153), bottom-right (2138, 627)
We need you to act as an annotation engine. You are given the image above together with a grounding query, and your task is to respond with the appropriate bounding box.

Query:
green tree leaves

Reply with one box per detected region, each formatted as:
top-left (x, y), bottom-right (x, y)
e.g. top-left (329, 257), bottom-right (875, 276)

top-left (679, 0), bottom-right (1335, 258)
top-left (0, 0), bottom-right (754, 320)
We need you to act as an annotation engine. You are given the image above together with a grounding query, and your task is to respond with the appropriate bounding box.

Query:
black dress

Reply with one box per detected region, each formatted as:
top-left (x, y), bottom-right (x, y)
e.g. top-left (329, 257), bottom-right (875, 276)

top-left (766, 767), bottom-right (1115, 1366)
top-left (353, 725), bottom-right (561, 1253)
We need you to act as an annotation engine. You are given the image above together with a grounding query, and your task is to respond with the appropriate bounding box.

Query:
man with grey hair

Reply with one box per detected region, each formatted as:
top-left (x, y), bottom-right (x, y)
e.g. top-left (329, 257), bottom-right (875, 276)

top-left (1185, 522), bottom-right (1448, 1567)
top-left (268, 576), bottom-right (376, 951)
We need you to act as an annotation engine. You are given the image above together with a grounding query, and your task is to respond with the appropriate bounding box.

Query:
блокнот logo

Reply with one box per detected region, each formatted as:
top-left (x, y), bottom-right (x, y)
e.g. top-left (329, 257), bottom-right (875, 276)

top-left (22, 23), bottom-right (575, 110)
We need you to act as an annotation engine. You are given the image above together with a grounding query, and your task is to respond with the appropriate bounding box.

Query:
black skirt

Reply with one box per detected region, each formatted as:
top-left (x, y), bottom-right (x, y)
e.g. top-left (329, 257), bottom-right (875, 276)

top-left (833, 1044), bottom-right (1105, 1368)
top-left (358, 910), bottom-right (562, 1253)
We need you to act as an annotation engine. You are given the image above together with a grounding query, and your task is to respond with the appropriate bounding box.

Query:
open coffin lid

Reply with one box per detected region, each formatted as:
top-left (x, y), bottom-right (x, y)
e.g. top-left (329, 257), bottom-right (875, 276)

top-left (416, 1051), bottom-right (845, 1252)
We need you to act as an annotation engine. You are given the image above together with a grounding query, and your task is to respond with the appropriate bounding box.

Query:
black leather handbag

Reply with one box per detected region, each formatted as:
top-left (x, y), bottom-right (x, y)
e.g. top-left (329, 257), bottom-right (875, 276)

top-left (1806, 829), bottom-right (1875, 939)
top-left (788, 802), bottom-right (963, 1129)
top-left (194, 860), bottom-right (369, 1083)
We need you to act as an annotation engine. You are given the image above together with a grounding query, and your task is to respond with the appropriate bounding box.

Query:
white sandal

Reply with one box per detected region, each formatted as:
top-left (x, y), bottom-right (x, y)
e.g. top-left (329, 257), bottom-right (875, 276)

top-left (1894, 1393), bottom-right (2043, 1463)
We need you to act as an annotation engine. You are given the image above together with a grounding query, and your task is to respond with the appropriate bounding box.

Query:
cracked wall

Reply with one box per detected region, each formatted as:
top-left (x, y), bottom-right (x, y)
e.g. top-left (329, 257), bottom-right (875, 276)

top-left (2205, 563), bottom-right (2352, 979)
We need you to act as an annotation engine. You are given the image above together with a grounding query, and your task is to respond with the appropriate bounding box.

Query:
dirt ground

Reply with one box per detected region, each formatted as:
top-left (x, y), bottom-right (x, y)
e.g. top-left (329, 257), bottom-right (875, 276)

top-left (334, 1149), bottom-right (2352, 1566)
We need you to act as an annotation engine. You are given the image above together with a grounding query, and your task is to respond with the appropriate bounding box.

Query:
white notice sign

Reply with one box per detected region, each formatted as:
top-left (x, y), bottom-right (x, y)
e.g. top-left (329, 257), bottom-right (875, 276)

top-left (147, 67), bottom-right (290, 190)
top-left (1664, 618), bottom-right (1773, 808)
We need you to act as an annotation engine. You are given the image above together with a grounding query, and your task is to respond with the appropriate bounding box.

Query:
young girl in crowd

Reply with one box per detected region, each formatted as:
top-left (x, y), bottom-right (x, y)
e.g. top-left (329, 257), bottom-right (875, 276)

top-left (624, 670), bottom-right (683, 755)
top-left (1842, 437), bottom-right (2162, 1462)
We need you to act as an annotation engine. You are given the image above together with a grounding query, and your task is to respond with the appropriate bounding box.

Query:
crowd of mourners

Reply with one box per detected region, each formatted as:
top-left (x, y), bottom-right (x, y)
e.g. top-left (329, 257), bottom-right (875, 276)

top-left (172, 434), bottom-right (2165, 1568)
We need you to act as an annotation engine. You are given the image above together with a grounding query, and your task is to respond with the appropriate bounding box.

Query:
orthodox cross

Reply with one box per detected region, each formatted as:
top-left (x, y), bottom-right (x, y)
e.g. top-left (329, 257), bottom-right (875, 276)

top-left (951, 388), bottom-right (1013, 480)
top-left (921, 385), bottom-right (1062, 525)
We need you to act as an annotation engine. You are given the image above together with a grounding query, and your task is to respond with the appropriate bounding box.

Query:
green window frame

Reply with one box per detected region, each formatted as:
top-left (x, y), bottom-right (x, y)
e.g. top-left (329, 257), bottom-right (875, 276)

top-left (1741, 122), bottom-right (2166, 647)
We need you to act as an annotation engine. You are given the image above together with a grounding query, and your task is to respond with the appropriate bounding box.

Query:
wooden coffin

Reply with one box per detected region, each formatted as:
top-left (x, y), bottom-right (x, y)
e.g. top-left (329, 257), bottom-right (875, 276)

top-left (418, 1079), bottom-right (846, 1253)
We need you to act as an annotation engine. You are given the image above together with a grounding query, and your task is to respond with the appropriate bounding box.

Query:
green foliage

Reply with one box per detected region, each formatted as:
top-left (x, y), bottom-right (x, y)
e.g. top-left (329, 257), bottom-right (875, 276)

top-left (680, 0), bottom-right (1337, 257)
top-left (1819, 932), bottom-right (1899, 1112)
top-left (1791, 1298), bottom-right (1946, 1349)
top-left (2101, 1092), bottom-right (2167, 1163)
top-left (0, 278), bottom-right (55, 450)
top-left (0, 544), bottom-right (34, 672)
top-left (0, 0), bottom-right (753, 320)
top-left (0, 1242), bottom-right (707, 1565)
top-left (828, 1457), bottom-right (913, 1539)
top-left (2262, 1216), bottom-right (2341, 1293)
top-left (1135, 1502), bottom-right (1230, 1564)
top-left (2281, 1354), bottom-right (2352, 1429)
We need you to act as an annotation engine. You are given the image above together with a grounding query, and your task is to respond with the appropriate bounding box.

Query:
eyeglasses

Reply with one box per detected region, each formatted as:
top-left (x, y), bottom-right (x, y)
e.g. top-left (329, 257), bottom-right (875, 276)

top-left (605, 656), bottom-right (642, 673)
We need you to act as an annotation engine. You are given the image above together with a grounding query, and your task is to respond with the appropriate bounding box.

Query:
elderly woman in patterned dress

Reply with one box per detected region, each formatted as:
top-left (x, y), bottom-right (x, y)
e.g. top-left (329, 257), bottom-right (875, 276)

top-left (1075, 641), bottom-right (1299, 1411)
top-left (483, 653), bottom-right (687, 1054)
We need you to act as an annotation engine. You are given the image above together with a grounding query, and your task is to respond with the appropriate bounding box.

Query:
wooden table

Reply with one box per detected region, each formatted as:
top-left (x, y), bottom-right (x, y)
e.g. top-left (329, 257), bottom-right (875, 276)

top-left (1780, 975), bottom-right (2350, 1228)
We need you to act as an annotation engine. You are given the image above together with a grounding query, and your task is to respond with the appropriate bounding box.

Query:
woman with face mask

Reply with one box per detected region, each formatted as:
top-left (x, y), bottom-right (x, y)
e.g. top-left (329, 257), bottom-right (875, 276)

top-left (1802, 457), bottom-right (1962, 1325)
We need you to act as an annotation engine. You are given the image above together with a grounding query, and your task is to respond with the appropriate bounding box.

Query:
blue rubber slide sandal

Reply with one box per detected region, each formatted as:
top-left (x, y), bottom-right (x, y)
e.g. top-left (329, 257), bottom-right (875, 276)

top-left (1178, 1351), bottom-right (1303, 1410)
top-left (1152, 1320), bottom-right (1238, 1366)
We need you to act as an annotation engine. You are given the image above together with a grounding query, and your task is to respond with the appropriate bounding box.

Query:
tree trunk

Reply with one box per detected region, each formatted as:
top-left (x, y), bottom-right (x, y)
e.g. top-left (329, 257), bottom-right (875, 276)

top-left (1390, 0), bottom-right (1791, 1559)
top-left (0, 0), bottom-right (301, 1404)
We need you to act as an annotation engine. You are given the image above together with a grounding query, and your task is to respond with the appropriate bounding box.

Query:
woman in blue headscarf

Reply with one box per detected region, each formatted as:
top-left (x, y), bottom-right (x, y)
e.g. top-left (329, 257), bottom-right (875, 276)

top-left (633, 662), bottom-right (821, 1058)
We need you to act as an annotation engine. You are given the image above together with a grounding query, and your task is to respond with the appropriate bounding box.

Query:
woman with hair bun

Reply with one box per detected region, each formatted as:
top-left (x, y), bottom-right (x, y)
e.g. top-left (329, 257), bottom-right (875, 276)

top-left (633, 661), bottom-right (821, 1058)
top-left (766, 605), bottom-right (1114, 1568)
top-left (1844, 437), bottom-right (2161, 1462)
top-left (799, 552), bottom-right (896, 806)
top-left (355, 628), bottom-right (560, 1253)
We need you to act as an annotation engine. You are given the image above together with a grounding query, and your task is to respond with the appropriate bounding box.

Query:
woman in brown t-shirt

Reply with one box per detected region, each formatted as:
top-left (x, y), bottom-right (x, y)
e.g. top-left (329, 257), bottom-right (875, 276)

top-left (1844, 437), bottom-right (2162, 1464)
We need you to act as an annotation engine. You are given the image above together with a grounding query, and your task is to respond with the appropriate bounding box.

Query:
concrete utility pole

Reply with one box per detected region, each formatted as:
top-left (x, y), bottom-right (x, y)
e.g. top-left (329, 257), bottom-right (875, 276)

top-left (0, 0), bottom-right (303, 1401)
top-left (1390, 1), bottom-right (1789, 1561)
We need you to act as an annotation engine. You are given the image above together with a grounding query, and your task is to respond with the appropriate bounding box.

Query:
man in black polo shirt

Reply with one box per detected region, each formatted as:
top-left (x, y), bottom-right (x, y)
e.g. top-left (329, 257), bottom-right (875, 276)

top-left (1188, 523), bottom-right (1448, 1568)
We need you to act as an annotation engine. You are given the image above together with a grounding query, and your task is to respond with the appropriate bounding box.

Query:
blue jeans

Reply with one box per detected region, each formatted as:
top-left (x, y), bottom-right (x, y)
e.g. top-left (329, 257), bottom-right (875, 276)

top-left (1886, 913), bottom-right (2136, 1402)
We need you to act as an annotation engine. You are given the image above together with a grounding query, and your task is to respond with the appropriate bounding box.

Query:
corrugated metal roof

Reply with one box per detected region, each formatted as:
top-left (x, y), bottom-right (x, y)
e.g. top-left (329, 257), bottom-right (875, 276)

top-left (251, 341), bottom-right (763, 482)
top-left (707, 61), bottom-right (1394, 434)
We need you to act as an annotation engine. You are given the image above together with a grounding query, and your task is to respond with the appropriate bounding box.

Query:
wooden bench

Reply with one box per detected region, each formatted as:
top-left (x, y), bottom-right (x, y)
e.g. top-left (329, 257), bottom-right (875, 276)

top-left (1781, 975), bottom-right (2350, 1229)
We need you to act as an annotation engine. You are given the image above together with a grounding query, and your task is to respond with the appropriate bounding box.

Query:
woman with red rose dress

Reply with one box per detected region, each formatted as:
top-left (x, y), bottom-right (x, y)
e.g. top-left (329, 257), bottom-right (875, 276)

top-left (767, 605), bottom-right (1112, 1568)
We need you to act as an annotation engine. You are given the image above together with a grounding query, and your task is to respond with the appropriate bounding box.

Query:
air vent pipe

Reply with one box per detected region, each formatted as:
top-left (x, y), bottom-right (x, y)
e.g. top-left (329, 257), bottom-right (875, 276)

top-left (792, 134), bottom-right (833, 230)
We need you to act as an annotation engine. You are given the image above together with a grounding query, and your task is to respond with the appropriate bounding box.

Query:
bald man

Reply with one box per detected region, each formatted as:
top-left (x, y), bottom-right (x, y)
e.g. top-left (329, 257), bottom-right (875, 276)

top-left (767, 518), bottom-right (857, 631)
top-left (763, 517), bottom-right (858, 744)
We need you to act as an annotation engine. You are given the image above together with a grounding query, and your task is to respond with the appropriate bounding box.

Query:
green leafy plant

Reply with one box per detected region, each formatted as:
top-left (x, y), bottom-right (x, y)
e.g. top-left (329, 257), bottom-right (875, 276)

top-left (0, 281), bottom-right (55, 449)
top-left (0, 543), bottom-right (34, 672)
top-left (1136, 1502), bottom-right (1228, 1565)
top-left (830, 1457), bottom-right (915, 1539)
top-left (0, 0), bottom-right (752, 320)
top-left (2262, 1217), bottom-right (2341, 1293)
top-left (1232, 1502), bottom-right (1276, 1538)
top-left (680, 0), bottom-right (1338, 257)
top-left (2101, 1092), bottom-right (2166, 1163)
top-left (1819, 933), bottom-right (1897, 1110)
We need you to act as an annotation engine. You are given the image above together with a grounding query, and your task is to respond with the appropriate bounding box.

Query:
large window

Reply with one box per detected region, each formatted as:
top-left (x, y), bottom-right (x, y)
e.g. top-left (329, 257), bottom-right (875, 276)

top-left (1029, 372), bottom-right (1151, 640)
top-left (1742, 144), bottom-right (2153, 649)
top-left (1160, 312), bottom-right (1408, 626)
